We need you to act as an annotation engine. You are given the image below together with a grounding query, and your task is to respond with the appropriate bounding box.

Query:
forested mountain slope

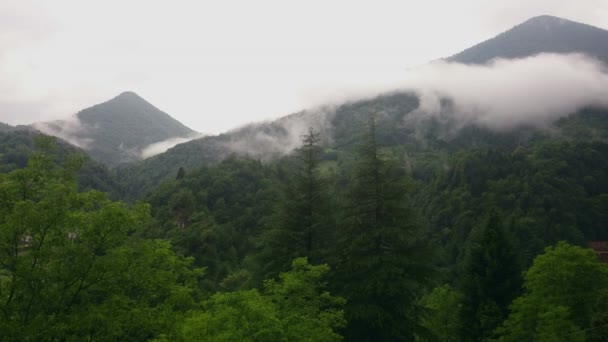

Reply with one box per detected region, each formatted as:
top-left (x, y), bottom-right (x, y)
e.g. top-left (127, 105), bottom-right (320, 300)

top-left (117, 15), bottom-right (608, 199)
top-left (116, 92), bottom-right (421, 198)
top-left (2, 14), bottom-right (608, 342)
top-left (35, 91), bottom-right (197, 167)
top-left (0, 122), bottom-right (14, 132)
top-left (0, 129), bottom-right (123, 197)
top-left (140, 108), bottom-right (608, 340)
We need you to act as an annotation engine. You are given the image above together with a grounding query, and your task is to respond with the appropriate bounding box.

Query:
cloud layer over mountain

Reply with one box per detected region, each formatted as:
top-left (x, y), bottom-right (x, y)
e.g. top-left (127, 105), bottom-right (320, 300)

top-left (222, 53), bottom-right (608, 156)
top-left (402, 53), bottom-right (608, 131)
top-left (140, 135), bottom-right (203, 159)
top-left (1, 2), bottom-right (606, 133)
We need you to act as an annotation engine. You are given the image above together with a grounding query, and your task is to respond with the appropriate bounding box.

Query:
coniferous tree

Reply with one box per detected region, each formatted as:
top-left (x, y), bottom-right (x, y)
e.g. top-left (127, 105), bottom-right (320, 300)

top-left (256, 127), bottom-right (334, 279)
top-left (458, 213), bottom-right (522, 341)
top-left (334, 115), bottom-right (436, 341)
top-left (176, 166), bottom-right (186, 180)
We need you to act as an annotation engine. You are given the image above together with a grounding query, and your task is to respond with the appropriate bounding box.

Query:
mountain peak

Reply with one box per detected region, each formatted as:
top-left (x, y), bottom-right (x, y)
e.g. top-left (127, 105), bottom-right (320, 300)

top-left (111, 91), bottom-right (148, 104)
top-left (116, 91), bottom-right (140, 98)
top-left (525, 15), bottom-right (568, 24)
top-left (518, 15), bottom-right (588, 31)
top-left (52, 92), bottom-right (198, 166)
top-left (448, 15), bottom-right (608, 64)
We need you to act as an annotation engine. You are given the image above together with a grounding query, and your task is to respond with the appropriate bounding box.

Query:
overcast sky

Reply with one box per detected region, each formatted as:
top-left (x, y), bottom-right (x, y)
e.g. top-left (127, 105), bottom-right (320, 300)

top-left (1, 0), bottom-right (607, 134)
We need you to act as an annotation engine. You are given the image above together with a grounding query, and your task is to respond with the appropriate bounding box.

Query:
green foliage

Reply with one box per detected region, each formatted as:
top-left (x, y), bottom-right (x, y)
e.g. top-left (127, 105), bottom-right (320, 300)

top-left (179, 290), bottom-right (282, 342)
top-left (494, 242), bottom-right (608, 341)
top-left (458, 213), bottom-right (522, 341)
top-left (418, 284), bottom-right (463, 341)
top-left (256, 128), bottom-right (336, 279)
top-left (423, 139), bottom-right (608, 268)
top-left (0, 140), bottom-right (203, 341)
top-left (172, 258), bottom-right (345, 342)
top-left (333, 116), bottom-right (436, 341)
top-left (0, 130), bottom-right (123, 198)
top-left (134, 107), bottom-right (608, 341)
top-left (144, 156), bottom-right (278, 290)
top-left (168, 188), bottom-right (196, 228)
top-left (534, 306), bottom-right (586, 342)
top-left (3, 90), bottom-right (608, 342)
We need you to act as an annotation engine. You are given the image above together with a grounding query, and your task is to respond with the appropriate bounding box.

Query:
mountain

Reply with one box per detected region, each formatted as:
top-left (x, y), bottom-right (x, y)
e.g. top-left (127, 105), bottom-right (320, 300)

top-left (34, 91), bottom-right (197, 167)
top-left (117, 15), bottom-right (608, 198)
top-left (117, 94), bottom-right (608, 199)
top-left (448, 15), bottom-right (608, 64)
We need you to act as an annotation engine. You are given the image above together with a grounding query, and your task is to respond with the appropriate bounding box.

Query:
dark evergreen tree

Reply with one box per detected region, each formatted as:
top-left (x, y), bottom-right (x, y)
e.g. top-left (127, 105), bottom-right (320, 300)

top-left (256, 127), bottom-right (334, 279)
top-left (176, 166), bottom-right (186, 180)
top-left (458, 213), bottom-right (522, 341)
top-left (334, 115), bottom-right (436, 341)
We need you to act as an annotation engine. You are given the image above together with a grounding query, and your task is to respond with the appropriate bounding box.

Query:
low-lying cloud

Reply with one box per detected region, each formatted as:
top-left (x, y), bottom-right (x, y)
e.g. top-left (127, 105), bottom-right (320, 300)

top-left (220, 53), bottom-right (608, 158)
top-left (402, 53), bottom-right (608, 131)
top-left (32, 116), bottom-right (93, 149)
top-left (140, 134), bottom-right (203, 159)
top-left (34, 115), bottom-right (203, 160)
top-left (28, 53), bottom-right (608, 163)
top-left (293, 53), bottom-right (608, 137)
top-left (222, 107), bottom-right (335, 158)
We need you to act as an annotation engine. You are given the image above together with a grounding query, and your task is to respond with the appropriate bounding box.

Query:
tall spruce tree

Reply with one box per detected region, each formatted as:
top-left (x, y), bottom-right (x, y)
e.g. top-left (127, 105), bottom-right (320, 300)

top-left (458, 213), bottom-right (522, 341)
top-left (256, 127), bottom-right (334, 279)
top-left (334, 115), bottom-right (435, 341)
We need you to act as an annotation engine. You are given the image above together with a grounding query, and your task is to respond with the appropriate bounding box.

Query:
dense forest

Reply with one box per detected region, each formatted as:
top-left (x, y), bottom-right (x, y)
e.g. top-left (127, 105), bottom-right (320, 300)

top-left (2, 103), bottom-right (608, 341)
top-left (3, 10), bottom-right (608, 341)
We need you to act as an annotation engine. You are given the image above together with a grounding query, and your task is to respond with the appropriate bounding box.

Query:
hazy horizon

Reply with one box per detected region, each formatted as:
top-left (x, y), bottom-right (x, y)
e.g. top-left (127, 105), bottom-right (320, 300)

top-left (1, 0), bottom-right (607, 134)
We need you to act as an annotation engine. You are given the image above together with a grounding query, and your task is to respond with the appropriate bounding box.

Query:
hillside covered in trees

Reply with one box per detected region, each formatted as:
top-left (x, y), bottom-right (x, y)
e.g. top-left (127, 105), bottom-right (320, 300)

top-left (34, 92), bottom-right (198, 167)
top-left (2, 13), bottom-right (608, 342)
top-left (2, 105), bottom-right (608, 340)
